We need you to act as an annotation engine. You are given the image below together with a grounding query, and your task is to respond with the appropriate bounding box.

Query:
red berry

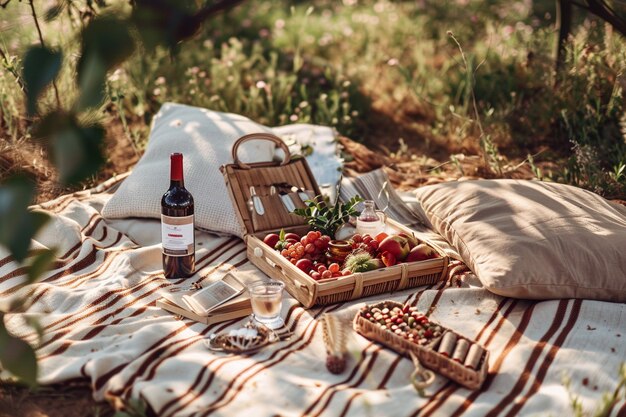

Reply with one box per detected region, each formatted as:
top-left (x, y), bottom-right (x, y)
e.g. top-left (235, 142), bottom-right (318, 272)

top-left (368, 240), bottom-right (379, 250)
top-left (321, 270), bottom-right (333, 279)
top-left (352, 234), bottom-right (363, 243)
top-left (317, 265), bottom-right (327, 273)
top-left (328, 263), bottom-right (340, 273)
top-left (314, 231), bottom-right (322, 239)
top-left (363, 235), bottom-right (373, 244)
top-left (307, 231), bottom-right (317, 241)
top-left (314, 239), bottom-right (326, 249)
top-left (311, 271), bottom-right (321, 280)
top-left (342, 270), bottom-right (352, 276)
top-left (305, 243), bottom-right (316, 253)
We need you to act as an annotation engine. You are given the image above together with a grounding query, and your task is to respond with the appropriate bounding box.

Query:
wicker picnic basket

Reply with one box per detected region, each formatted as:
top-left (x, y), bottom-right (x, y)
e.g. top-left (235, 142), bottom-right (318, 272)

top-left (221, 133), bottom-right (449, 308)
top-left (353, 300), bottom-right (489, 390)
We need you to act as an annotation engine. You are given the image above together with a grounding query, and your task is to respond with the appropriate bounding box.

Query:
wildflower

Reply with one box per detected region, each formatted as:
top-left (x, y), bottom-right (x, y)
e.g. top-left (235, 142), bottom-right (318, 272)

top-left (190, 89), bottom-right (196, 95)
top-left (190, 66), bottom-right (200, 74)
top-left (387, 58), bottom-right (399, 66)
top-left (290, 114), bottom-right (299, 122)
top-left (203, 39), bottom-right (213, 49)
top-left (256, 80), bottom-right (267, 89)
top-left (342, 80), bottom-right (351, 88)
top-left (275, 19), bottom-right (285, 29)
top-left (259, 28), bottom-right (270, 38)
top-left (155, 76), bottom-right (166, 85)
top-left (299, 101), bottom-right (309, 108)
top-left (153, 88), bottom-right (161, 96)
top-left (198, 71), bottom-right (207, 78)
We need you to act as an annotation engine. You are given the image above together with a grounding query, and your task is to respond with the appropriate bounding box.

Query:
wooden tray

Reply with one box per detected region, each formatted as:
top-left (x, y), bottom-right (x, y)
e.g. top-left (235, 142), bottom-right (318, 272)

top-left (353, 300), bottom-right (489, 390)
top-left (222, 133), bottom-right (449, 307)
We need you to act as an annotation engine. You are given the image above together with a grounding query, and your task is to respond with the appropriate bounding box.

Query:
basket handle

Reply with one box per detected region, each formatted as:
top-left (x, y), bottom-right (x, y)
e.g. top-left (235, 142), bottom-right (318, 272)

top-left (232, 133), bottom-right (291, 169)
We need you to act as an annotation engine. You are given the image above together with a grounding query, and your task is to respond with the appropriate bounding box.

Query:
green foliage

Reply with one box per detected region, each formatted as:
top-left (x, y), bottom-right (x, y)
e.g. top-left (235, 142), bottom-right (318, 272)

top-left (34, 111), bottom-right (105, 185)
top-left (0, 174), bottom-right (49, 262)
top-left (77, 16), bottom-right (135, 110)
top-left (0, 313), bottom-right (38, 387)
top-left (293, 195), bottom-right (362, 237)
top-left (22, 46), bottom-right (62, 115)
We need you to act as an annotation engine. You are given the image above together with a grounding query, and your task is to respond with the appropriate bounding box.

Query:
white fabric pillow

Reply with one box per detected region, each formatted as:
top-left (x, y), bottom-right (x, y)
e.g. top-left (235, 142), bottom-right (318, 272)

top-left (415, 179), bottom-right (626, 302)
top-left (102, 103), bottom-right (276, 237)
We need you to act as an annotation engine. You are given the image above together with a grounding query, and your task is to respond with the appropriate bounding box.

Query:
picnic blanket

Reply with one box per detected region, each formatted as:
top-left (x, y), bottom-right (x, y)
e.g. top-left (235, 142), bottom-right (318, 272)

top-left (1, 173), bottom-right (625, 417)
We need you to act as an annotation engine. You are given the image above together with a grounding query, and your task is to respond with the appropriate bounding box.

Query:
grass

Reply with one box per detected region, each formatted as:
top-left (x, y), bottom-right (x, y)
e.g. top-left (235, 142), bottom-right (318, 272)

top-left (0, 0), bottom-right (625, 200)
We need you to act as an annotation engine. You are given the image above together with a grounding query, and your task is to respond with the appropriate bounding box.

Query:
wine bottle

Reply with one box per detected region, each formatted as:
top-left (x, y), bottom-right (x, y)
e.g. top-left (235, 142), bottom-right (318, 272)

top-left (161, 152), bottom-right (195, 278)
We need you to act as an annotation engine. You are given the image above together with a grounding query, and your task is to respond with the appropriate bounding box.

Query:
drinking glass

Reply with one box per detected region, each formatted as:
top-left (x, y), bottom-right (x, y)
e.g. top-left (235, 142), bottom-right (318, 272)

top-left (248, 280), bottom-right (284, 329)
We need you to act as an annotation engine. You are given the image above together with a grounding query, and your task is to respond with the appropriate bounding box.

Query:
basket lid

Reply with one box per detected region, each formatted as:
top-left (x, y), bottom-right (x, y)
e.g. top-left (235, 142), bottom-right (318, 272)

top-left (221, 133), bottom-right (322, 236)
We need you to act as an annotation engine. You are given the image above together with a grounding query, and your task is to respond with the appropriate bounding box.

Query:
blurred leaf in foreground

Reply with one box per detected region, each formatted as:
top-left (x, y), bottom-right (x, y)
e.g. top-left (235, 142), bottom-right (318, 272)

top-left (0, 313), bottom-right (38, 387)
top-left (0, 175), bottom-right (50, 263)
top-left (22, 46), bottom-right (62, 116)
top-left (77, 16), bottom-right (135, 110)
top-left (27, 249), bottom-right (57, 284)
top-left (34, 111), bottom-right (105, 185)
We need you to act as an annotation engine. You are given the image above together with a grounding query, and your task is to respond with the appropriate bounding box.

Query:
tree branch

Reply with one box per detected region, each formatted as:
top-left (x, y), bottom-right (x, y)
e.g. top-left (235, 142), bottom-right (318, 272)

top-left (28, 0), bottom-right (61, 109)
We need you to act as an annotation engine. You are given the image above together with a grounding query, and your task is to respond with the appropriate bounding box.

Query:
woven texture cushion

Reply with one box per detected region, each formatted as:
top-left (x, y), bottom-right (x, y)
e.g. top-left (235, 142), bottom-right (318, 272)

top-left (414, 179), bottom-right (626, 302)
top-left (102, 103), bottom-right (276, 237)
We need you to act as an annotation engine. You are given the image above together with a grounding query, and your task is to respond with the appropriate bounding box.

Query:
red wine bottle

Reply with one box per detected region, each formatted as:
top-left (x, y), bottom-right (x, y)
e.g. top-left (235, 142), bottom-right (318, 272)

top-left (161, 153), bottom-right (195, 278)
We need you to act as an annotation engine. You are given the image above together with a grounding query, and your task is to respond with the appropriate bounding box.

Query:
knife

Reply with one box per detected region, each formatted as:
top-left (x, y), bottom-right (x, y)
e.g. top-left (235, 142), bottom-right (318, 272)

top-left (249, 186), bottom-right (265, 215)
top-left (291, 186), bottom-right (310, 202)
top-left (278, 191), bottom-right (297, 212)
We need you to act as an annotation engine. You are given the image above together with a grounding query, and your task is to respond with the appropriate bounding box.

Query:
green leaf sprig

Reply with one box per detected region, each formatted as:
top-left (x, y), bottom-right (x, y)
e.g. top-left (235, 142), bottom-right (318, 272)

top-left (293, 195), bottom-right (363, 237)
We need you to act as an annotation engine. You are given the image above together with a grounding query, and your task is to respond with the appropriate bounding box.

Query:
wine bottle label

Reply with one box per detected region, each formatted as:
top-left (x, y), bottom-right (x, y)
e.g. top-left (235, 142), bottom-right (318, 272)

top-left (161, 214), bottom-right (194, 256)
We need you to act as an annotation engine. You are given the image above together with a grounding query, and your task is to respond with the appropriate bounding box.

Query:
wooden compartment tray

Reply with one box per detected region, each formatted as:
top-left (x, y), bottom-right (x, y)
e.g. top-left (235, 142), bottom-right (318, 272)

top-left (353, 300), bottom-right (489, 390)
top-left (222, 133), bottom-right (449, 308)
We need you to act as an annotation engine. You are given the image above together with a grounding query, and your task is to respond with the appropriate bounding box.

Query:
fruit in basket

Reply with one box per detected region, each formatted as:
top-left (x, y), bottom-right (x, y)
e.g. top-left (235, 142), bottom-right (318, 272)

top-left (378, 235), bottom-right (410, 261)
top-left (344, 252), bottom-right (384, 273)
top-left (398, 232), bottom-right (419, 249)
top-left (375, 232), bottom-right (388, 243)
top-left (381, 251), bottom-right (396, 267)
top-left (263, 233), bottom-right (281, 249)
top-left (406, 244), bottom-right (438, 262)
top-left (295, 258), bottom-right (314, 273)
top-left (349, 234), bottom-right (379, 256)
top-left (284, 232), bottom-right (301, 241)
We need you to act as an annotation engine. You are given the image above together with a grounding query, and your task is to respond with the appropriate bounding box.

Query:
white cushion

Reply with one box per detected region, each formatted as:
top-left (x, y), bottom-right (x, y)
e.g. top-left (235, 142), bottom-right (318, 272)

top-left (102, 103), bottom-right (276, 237)
top-left (415, 180), bottom-right (626, 302)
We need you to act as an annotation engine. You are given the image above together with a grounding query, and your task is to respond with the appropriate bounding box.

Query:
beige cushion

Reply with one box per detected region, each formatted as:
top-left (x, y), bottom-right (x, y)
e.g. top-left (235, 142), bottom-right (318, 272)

top-left (415, 180), bottom-right (626, 302)
top-left (102, 103), bottom-right (276, 237)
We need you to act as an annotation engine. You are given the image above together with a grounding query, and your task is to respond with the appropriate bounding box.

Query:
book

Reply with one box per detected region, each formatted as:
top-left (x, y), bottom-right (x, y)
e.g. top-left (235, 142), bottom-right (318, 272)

top-left (157, 272), bottom-right (252, 325)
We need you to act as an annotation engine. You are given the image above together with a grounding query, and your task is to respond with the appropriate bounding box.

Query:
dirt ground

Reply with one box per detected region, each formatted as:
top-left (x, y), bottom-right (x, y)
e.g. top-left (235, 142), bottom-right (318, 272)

top-left (0, 382), bottom-right (115, 417)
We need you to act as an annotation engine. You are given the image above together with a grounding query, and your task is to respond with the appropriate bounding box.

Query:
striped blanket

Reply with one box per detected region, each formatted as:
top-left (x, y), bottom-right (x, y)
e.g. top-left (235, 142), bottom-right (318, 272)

top-left (1, 172), bottom-right (625, 417)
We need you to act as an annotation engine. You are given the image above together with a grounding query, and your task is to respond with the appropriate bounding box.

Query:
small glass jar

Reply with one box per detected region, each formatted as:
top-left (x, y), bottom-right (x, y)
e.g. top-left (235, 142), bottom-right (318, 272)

top-left (356, 200), bottom-right (386, 237)
top-left (326, 240), bottom-right (353, 264)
